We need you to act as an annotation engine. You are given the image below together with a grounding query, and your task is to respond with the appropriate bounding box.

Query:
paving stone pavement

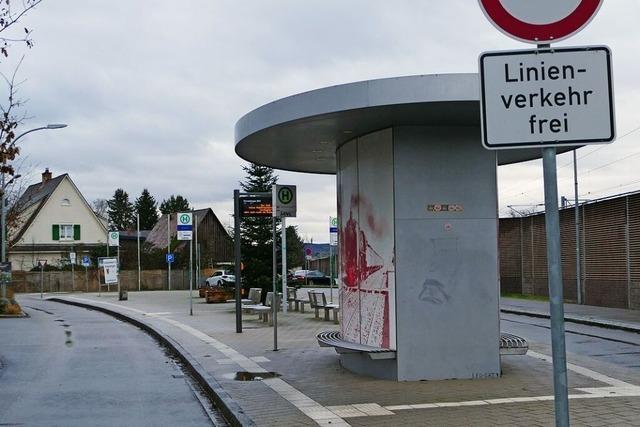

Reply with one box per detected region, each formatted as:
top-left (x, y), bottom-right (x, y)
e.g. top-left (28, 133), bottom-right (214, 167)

top-left (25, 291), bottom-right (640, 427)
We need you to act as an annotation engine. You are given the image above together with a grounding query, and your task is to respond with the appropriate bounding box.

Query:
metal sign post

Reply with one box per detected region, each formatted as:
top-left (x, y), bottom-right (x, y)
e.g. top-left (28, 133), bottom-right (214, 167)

top-left (177, 211), bottom-right (194, 316)
top-left (70, 251), bottom-right (76, 292)
top-left (272, 217), bottom-right (278, 351)
top-left (137, 212), bottom-right (141, 292)
top-left (234, 190), bottom-right (242, 333)
top-left (273, 184), bottom-right (296, 314)
top-left (478, 1), bottom-right (613, 422)
top-left (167, 213), bottom-right (172, 290)
top-left (38, 259), bottom-right (46, 299)
top-left (329, 216), bottom-right (338, 303)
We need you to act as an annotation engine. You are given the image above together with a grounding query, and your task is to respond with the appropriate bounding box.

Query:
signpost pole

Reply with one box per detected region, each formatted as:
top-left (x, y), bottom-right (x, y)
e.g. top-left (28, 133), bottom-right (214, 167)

top-left (85, 265), bottom-right (88, 293)
top-left (234, 190), bottom-right (242, 333)
top-left (117, 245), bottom-right (120, 297)
top-left (329, 244), bottom-right (333, 303)
top-left (71, 251), bottom-right (75, 292)
top-left (40, 263), bottom-right (43, 299)
top-left (137, 212), bottom-right (141, 292)
top-left (281, 215), bottom-right (287, 314)
top-left (189, 228), bottom-right (193, 316)
top-left (272, 217), bottom-right (278, 351)
top-left (574, 150), bottom-right (582, 305)
top-left (542, 146), bottom-right (570, 427)
top-left (167, 213), bottom-right (172, 291)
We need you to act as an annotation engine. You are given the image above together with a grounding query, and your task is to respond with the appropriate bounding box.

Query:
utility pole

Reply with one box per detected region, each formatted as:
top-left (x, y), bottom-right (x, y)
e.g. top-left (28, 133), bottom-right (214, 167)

top-left (167, 213), bottom-right (172, 290)
top-left (137, 212), bottom-right (141, 292)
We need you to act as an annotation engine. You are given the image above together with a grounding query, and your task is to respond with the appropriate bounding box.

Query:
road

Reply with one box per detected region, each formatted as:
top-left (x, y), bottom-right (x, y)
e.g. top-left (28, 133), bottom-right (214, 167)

top-left (501, 312), bottom-right (640, 371)
top-left (0, 296), bottom-right (226, 427)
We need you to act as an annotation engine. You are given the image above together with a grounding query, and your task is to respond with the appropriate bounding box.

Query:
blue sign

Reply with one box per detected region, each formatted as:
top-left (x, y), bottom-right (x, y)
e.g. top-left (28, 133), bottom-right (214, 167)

top-left (329, 227), bottom-right (338, 233)
top-left (177, 225), bottom-right (192, 231)
top-left (81, 256), bottom-right (91, 267)
top-left (166, 253), bottom-right (175, 263)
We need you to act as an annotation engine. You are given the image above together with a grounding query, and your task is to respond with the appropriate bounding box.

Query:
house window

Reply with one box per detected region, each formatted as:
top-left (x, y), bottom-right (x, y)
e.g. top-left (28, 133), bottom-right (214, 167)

top-left (61, 198), bottom-right (71, 207)
top-left (60, 224), bottom-right (73, 240)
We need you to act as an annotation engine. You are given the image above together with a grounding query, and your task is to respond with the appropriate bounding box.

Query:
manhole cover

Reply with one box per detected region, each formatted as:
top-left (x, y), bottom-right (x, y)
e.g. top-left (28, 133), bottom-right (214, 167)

top-left (233, 371), bottom-right (280, 381)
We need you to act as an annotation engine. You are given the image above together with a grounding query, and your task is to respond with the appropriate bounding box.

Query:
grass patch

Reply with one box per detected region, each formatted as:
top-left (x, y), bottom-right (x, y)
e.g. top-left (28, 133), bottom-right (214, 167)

top-left (501, 292), bottom-right (549, 302)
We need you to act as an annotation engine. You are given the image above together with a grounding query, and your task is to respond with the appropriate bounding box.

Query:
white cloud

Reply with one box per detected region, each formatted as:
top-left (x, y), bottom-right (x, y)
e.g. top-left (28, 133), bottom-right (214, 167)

top-left (3, 0), bottom-right (640, 241)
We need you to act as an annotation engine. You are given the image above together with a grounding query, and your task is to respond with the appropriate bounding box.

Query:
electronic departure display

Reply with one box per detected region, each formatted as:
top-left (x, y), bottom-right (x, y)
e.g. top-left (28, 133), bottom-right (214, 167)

top-left (239, 195), bottom-right (272, 217)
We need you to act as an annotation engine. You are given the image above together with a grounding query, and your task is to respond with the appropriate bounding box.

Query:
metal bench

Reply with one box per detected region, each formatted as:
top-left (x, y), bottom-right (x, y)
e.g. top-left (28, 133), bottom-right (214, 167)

top-left (317, 331), bottom-right (528, 358)
top-left (309, 291), bottom-right (339, 322)
top-left (317, 331), bottom-right (395, 360)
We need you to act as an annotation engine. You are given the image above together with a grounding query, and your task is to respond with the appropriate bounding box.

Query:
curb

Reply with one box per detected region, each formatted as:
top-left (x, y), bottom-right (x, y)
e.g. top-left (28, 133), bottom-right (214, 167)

top-left (501, 307), bottom-right (640, 334)
top-left (49, 297), bottom-right (255, 427)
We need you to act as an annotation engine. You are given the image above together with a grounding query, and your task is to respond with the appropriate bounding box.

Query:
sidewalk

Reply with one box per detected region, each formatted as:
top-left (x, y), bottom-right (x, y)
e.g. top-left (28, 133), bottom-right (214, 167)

top-left (20, 291), bottom-right (640, 427)
top-left (501, 298), bottom-right (640, 333)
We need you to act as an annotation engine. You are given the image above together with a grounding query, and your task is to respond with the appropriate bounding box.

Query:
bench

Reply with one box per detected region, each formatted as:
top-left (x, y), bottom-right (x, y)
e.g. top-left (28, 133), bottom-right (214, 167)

top-left (309, 291), bottom-right (339, 323)
top-left (226, 287), bottom-right (261, 305)
top-left (316, 331), bottom-right (528, 358)
top-left (243, 292), bottom-right (281, 325)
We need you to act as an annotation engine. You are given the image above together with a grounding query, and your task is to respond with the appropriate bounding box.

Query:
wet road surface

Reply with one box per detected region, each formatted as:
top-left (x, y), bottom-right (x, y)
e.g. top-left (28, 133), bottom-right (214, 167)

top-left (0, 296), bottom-right (225, 427)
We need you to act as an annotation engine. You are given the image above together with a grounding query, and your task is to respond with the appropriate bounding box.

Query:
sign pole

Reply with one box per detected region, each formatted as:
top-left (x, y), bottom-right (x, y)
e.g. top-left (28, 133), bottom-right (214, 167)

top-left (71, 250), bottom-right (75, 292)
top-left (85, 265), bottom-right (88, 293)
top-left (543, 146), bottom-right (570, 427)
top-left (272, 217), bottom-right (278, 351)
top-left (40, 263), bottom-right (44, 299)
top-left (137, 212), bottom-right (141, 292)
top-left (281, 215), bottom-right (287, 313)
top-left (574, 149), bottom-right (582, 305)
top-left (189, 232), bottom-right (193, 316)
top-left (117, 245), bottom-right (120, 297)
top-left (167, 213), bottom-right (172, 291)
top-left (329, 243), bottom-right (333, 303)
top-left (234, 190), bottom-right (242, 333)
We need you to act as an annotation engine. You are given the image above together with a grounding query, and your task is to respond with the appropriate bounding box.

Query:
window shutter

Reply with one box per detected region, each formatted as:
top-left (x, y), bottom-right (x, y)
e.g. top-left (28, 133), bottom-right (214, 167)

top-left (52, 224), bottom-right (60, 241)
top-left (73, 224), bottom-right (81, 240)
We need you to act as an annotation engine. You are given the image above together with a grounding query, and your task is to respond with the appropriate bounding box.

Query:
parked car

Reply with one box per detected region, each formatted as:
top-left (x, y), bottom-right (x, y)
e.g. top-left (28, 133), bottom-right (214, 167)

top-left (205, 270), bottom-right (236, 287)
top-left (290, 269), bottom-right (331, 287)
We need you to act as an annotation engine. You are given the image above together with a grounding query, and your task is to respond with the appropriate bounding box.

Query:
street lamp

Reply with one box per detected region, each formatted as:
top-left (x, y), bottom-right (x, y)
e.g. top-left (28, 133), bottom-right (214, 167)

top-left (1, 123), bottom-right (68, 299)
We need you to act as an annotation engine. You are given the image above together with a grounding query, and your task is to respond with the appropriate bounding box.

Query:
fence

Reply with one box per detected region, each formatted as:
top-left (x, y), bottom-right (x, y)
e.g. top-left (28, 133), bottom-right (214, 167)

top-left (499, 192), bottom-right (640, 310)
top-left (8, 268), bottom-right (215, 294)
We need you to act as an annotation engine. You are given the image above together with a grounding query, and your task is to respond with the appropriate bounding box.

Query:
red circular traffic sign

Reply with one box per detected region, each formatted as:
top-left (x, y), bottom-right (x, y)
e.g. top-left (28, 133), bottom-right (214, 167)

top-left (478, 0), bottom-right (603, 44)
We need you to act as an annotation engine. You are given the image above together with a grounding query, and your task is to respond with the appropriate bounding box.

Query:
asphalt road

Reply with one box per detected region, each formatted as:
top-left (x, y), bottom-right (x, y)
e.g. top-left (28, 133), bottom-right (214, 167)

top-left (0, 296), bottom-right (224, 427)
top-left (501, 312), bottom-right (640, 371)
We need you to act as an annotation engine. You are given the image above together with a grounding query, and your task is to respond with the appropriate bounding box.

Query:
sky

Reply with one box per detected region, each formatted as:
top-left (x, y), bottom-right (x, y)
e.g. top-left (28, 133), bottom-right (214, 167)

top-left (3, 1), bottom-right (640, 241)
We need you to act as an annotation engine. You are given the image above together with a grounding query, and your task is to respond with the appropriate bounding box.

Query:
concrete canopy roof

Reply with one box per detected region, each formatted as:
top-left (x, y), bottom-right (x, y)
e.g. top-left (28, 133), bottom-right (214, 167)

top-left (235, 74), bottom-right (575, 174)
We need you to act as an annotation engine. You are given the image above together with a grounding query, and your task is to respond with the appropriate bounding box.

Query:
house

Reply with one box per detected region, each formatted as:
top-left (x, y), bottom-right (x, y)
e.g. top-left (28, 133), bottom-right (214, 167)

top-left (8, 169), bottom-right (108, 271)
top-left (145, 208), bottom-right (233, 266)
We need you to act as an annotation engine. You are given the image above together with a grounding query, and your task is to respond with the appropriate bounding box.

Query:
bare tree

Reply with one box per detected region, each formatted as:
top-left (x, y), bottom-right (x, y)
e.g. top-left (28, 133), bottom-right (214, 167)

top-left (1, 0), bottom-right (44, 60)
top-left (92, 198), bottom-right (109, 221)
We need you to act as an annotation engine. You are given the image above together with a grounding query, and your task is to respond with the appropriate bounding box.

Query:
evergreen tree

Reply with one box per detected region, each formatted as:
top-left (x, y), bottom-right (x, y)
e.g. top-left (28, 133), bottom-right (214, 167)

top-left (285, 225), bottom-right (305, 269)
top-left (239, 163), bottom-right (278, 292)
top-left (135, 189), bottom-right (159, 230)
top-left (159, 194), bottom-right (190, 214)
top-left (107, 188), bottom-right (135, 231)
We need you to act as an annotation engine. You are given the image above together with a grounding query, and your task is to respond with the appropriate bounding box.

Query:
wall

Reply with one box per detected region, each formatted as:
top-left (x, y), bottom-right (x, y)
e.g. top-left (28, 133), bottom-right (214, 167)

top-left (393, 126), bottom-right (500, 381)
top-left (337, 129), bottom-right (396, 349)
top-left (498, 192), bottom-right (640, 310)
top-left (9, 269), bottom-right (196, 293)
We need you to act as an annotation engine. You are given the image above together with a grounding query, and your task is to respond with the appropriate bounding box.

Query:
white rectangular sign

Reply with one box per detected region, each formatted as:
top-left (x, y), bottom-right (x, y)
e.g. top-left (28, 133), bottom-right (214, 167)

top-left (176, 212), bottom-right (193, 241)
top-left (69, 252), bottom-right (76, 263)
top-left (272, 185), bottom-right (297, 217)
top-left (329, 217), bottom-right (338, 247)
top-left (108, 231), bottom-right (120, 247)
top-left (100, 257), bottom-right (119, 284)
top-left (480, 46), bottom-right (615, 149)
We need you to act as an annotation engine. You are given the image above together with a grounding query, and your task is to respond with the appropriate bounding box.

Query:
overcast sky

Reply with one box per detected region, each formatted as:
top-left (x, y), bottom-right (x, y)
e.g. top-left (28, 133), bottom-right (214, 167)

top-left (4, 1), bottom-right (639, 241)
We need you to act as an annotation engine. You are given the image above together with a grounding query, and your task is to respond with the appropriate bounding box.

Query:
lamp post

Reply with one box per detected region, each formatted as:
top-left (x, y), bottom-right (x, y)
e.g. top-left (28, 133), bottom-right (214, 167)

top-left (1, 124), bottom-right (68, 299)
